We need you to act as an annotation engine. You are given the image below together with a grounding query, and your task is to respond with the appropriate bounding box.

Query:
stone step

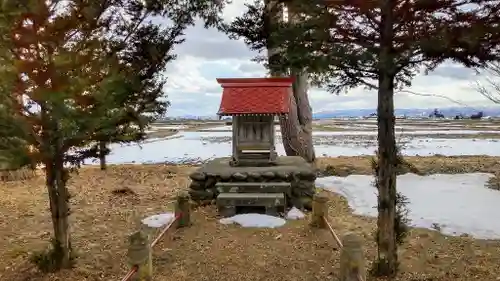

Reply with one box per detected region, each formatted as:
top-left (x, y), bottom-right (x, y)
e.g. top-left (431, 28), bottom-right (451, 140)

top-left (216, 182), bottom-right (291, 194)
top-left (216, 192), bottom-right (286, 217)
top-left (231, 159), bottom-right (276, 167)
top-left (217, 192), bottom-right (286, 205)
top-left (239, 152), bottom-right (271, 157)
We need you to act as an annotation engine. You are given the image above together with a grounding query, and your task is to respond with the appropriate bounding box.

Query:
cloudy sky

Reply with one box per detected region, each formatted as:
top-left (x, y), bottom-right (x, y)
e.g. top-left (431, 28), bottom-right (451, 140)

top-left (162, 1), bottom-right (497, 117)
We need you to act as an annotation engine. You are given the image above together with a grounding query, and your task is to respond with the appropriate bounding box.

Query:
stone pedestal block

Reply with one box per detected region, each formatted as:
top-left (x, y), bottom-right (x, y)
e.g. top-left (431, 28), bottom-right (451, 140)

top-left (188, 156), bottom-right (316, 210)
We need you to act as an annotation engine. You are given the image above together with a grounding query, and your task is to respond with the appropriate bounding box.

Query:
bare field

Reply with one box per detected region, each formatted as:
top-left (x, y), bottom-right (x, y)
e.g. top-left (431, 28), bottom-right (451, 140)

top-left (2, 156), bottom-right (500, 281)
top-left (312, 118), bottom-right (500, 139)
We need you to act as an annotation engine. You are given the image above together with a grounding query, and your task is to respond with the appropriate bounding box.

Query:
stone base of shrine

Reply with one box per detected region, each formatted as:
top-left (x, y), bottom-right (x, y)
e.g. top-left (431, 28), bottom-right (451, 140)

top-left (188, 156), bottom-right (316, 210)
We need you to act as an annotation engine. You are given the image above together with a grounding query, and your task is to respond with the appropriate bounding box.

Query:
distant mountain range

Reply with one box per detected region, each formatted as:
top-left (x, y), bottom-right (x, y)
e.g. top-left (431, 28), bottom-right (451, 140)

top-left (312, 106), bottom-right (500, 119)
top-left (164, 106), bottom-right (500, 120)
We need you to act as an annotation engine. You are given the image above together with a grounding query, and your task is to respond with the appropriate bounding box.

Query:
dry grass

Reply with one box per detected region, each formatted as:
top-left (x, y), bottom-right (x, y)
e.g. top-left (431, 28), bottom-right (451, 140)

top-left (184, 122), bottom-right (227, 131)
top-left (313, 118), bottom-right (500, 131)
top-left (313, 124), bottom-right (368, 131)
top-left (0, 165), bottom-right (194, 281)
top-left (316, 155), bottom-right (500, 189)
top-left (1, 157), bottom-right (500, 281)
top-left (312, 125), bottom-right (500, 139)
top-left (316, 155), bottom-right (500, 175)
top-left (147, 129), bottom-right (180, 139)
top-left (1, 167), bottom-right (36, 182)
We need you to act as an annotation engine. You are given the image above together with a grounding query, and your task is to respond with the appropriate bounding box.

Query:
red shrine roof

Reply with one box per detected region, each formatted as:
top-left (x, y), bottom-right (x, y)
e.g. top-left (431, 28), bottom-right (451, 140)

top-left (216, 77), bottom-right (293, 116)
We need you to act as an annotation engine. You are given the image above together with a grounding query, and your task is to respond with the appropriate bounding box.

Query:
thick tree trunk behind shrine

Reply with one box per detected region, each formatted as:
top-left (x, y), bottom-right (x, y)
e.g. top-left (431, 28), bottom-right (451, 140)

top-left (265, 0), bottom-right (316, 163)
top-left (374, 0), bottom-right (398, 276)
top-left (278, 72), bottom-right (315, 163)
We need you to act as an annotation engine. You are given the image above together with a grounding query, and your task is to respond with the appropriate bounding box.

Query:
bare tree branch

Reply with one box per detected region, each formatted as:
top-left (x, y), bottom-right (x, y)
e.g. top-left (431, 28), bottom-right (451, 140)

top-left (475, 62), bottom-right (500, 104)
top-left (397, 89), bottom-right (475, 108)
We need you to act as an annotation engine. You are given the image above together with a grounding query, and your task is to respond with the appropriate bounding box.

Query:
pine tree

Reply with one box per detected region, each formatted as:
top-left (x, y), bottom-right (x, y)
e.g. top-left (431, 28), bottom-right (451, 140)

top-left (227, 0), bottom-right (316, 163)
top-left (0, 0), bottom-right (229, 270)
top-left (226, 0), bottom-right (500, 277)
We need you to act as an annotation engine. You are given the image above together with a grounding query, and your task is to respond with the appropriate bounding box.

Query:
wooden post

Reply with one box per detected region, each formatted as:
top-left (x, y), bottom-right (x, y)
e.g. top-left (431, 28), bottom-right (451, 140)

top-left (175, 192), bottom-right (191, 228)
top-left (310, 193), bottom-right (328, 228)
top-left (127, 230), bottom-right (152, 281)
top-left (340, 233), bottom-right (365, 281)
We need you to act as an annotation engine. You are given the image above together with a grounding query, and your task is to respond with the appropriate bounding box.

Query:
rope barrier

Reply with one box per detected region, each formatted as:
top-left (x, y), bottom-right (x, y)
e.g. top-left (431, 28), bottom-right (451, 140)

top-left (322, 216), bottom-right (365, 281)
top-left (323, 216), bottom-right (343, 248)
top-left (151, 213), bottom-right (181, 248)
top-left (119, 266), bottom-right (138, 281)
top-left (121, 211), bottom-right (362, 281)
top-left (120, 213), bottom-right (181, 281)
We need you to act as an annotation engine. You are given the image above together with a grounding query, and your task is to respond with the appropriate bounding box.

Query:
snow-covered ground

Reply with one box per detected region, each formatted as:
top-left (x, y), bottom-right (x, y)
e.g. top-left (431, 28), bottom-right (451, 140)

top-left (219, 214), bottom-right (287, 228)
top-left (316, 173), bottom-right (500, 239)
top-left (329, 124), bottom-right (498, 131)
top-left (142, 213), bottom-right (176, 228)
top-left (81, 119), bottom-right (500, 165)
top-left (141, 174), bottom-right (500, 240)
top-left (313, 130), bottom-right (499, 135)
top-left (84, 129), bottom-right (500, 165)
top-left (142, 208), bottom-right (306, 229)
top-left (328, 124), bottom-right (466, 130)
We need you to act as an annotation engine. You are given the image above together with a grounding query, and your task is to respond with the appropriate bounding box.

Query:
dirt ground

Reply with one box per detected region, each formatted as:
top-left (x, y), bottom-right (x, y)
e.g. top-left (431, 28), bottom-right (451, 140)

top-left (316, 155), bottom-right (500, 175)
top-left (312, 118), bottom-right (500, 134)
top-left (316, 155), bottom-right (500, 189)
top-left (1, 156), bottom-right (500, 281)
top-left (147, 129), bottom-right (180, 139)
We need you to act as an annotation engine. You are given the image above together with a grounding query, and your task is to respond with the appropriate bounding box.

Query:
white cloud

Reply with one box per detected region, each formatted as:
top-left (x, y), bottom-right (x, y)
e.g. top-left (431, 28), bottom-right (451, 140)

top-left (165, 56), bottom-right (217, 93)
top-left (162, 2), bottom-right (499, 117)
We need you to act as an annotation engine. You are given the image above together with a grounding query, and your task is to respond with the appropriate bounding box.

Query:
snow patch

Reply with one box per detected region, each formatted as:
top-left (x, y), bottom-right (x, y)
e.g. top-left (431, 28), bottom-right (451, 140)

top-left (151, 125), bottom-right (187, 130)
top-left (142, 212), bottom-right (175, 228)
top-left (286, 207), bottom-right (306, 220)
top-left (219, 213), bottom-right (286, 228)
top-left (316, 173), bottom-right (500, 239)
top-left (84, 130), bottom-right (500, 165)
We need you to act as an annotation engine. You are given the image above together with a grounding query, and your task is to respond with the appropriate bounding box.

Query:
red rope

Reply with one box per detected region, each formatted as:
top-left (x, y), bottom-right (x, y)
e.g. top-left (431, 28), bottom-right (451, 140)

top-left (120, 265), bottom-right (137, 281)
top-left (322, 216), bottom-right (365, 281)
top-left (120, 212), bottom-right (182, 281)
top-left (151, 213), bottom-right (181, 248)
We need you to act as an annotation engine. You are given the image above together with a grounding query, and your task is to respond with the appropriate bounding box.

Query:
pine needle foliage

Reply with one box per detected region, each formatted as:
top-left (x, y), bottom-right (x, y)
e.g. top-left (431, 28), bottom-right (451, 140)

top-left (0, 0), bottom-right (230, 270)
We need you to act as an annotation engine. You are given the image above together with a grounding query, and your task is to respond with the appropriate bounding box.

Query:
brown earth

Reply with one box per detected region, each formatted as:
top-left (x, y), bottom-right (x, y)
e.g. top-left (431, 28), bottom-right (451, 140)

top-left (313, 118), bottom-right (500, 131)
top-left (312, 125), bottom-right (500, 139)
top-left (316, 155), bottom-right (499, 175)
top-left (1, 156), bottom-right (500, 281)
top-left (147, 129), bottom-right (180, 139)
top-left (316, 155), bottom-right (500, 189)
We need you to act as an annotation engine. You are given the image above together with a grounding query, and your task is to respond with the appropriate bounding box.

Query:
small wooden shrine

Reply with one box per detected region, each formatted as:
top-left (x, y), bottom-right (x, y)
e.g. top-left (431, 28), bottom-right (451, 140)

top-left (216, 77), bottom-right (294, 167)
top-left (187, 77), bottom-right (315, 216)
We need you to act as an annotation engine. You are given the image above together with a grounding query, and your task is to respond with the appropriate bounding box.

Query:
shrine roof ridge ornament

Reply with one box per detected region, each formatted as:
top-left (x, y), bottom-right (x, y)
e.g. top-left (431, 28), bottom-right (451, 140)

top-left (216, 77), bottom-right (294, 116)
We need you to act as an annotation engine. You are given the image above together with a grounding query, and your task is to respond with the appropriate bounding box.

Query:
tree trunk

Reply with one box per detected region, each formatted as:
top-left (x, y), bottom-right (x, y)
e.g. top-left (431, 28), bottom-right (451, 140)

top-left (99, 141), bottom-right (106, 170)
top-left (45, 155), bottom-right (72, 268)
top-left (264, 1), bottom-right (316, 163)
top-left (375, 0), bottom-right (398, 276)
top-left (42, 111), bottom-right (72, 269)
top-left (279, 71), bottom-right (315, 163)
top-left (375, 73), bottom-right (398, 277)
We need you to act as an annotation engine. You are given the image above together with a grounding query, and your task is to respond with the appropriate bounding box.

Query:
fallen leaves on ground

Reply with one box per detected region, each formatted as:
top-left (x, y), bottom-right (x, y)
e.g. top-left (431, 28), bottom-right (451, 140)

top-left (1, 157), bottom-right (500, 281)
